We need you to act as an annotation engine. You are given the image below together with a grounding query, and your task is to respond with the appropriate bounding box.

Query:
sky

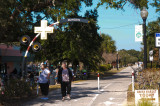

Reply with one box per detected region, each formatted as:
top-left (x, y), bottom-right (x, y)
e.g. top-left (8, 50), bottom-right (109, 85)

top-left (79, 0), bottom-right (158, 51)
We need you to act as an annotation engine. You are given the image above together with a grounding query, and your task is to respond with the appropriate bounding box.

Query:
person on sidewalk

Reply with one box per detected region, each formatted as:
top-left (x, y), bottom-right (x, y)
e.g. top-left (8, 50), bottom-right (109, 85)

top-left (58, 61), bottom-right (73, 101)
top-left (54, 68), bottom-right (59, 84)
top-left (38, 64), bottom-right (50, 100)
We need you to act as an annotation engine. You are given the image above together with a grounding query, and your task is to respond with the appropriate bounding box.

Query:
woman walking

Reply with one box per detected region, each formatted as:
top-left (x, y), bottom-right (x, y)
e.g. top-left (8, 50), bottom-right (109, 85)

top-left (58, 61), bottom-right (73, 101)
top-left (38, 64), bottom-right (50, 100)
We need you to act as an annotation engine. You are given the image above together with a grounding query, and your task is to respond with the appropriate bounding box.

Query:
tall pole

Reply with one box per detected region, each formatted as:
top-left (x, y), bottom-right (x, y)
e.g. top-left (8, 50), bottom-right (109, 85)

top-left (117, 51), bottom-right (119, 70)
top-left (143, 18), bottom-right (147, 69)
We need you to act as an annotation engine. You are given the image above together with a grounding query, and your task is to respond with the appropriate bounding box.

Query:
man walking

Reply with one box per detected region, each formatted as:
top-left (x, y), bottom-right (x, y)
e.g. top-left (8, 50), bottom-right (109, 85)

top-left (58, 61), bottom-right (73, 101)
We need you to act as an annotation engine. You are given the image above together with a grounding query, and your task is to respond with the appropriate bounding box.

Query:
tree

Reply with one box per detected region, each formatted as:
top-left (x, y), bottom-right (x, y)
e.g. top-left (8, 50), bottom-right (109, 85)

top-left (145, 19), bottom-right (160, 62)
top-left (100, 33), bottom-right (116, 55)
top-left (0, 0), bottom-right (93, 44)
top-left (119, 49), bottom-right (140, 66)
top-left (34, 9), bottom-right (102, 72)
top-left (97, 0), bottom-right (148, 9)
top-left (151, 0), bottom-right (160, 13)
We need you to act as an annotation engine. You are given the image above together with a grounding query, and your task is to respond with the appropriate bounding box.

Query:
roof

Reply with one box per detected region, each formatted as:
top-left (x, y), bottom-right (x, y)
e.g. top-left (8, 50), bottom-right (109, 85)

top-left (0, 44), bottom-right (22, 56)
top-left (102, 52), bottom-right (121, 64)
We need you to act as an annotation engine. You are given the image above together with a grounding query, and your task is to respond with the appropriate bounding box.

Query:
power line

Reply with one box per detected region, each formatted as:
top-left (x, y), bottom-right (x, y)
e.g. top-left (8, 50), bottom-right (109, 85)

top-left (100, 16), bottom-right (158, 29)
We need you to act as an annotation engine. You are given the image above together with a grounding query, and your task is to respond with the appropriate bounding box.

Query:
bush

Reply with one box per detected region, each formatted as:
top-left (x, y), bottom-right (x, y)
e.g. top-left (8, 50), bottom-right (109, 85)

top-left (0, 78), bottom-right (32, 105)
top-left (147, 62), bottom-right (157, 68)
top-left (137, 99), bottom-right (153, 106)
top-left (98, 64), bottom-right (112, 72)
top-left (136, 68), bottom-right (160, 89)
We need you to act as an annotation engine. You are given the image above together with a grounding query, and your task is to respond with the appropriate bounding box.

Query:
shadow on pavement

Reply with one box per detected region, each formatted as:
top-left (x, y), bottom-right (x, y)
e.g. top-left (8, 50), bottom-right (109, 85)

top-left (102, 73), bottom-right (131, 80)
top-left (23, 86), bottom-right (99, 106)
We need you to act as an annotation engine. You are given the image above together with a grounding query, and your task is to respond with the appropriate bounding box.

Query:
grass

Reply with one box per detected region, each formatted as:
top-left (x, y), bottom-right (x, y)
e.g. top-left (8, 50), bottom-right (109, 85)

top-left (49, 80), bottom-right (85, 91)
top-left (89, 67), bottom-right (125, 80)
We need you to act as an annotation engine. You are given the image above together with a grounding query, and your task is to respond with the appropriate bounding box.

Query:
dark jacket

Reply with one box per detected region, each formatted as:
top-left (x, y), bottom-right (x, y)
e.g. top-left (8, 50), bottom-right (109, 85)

top-left (58, 68), bottom-right (73, 83)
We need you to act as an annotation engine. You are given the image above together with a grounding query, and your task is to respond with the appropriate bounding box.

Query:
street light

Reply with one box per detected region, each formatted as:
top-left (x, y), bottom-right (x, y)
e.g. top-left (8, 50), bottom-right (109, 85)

top-left (141, 7), bottom-right (148, 69)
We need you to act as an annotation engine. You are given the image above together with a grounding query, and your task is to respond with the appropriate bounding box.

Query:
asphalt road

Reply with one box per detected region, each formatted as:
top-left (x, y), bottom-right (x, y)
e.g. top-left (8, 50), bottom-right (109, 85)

top-left (24, 66), bottom-right (135, 106)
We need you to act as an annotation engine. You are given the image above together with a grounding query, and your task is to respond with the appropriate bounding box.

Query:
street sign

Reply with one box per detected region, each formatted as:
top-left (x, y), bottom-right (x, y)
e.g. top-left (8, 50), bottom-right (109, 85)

top-left (135, 25), bottom-right (143, 42)
top-left (59, 18), bottom-right (89, 24)
top-left (149, 50), bottom-right (153, 56)
top-left (34, 20), bottom-right (54, 40)
top-left (155, 33), bottom-right (160, 47)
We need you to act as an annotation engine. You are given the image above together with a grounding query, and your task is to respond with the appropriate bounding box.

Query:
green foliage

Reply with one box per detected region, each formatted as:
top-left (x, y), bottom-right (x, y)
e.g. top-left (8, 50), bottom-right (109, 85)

top-left (138, 99), bottom-right (153, 106)
top-left (98, 64), bottom-right (112, 72)
top-left (100, 33), bottom-right (116, 54)
top-left (0, 79), bottom-right (32, 104)
top-left (97, 0), bottom-right (148, 10)
top-left (0, 0), bottom-right (93, 44)
top-left (147, 62), bottom-right (157, 68)
top-left (119, 49), bottom-right (139, 66)
top-left (151, 0), bottom-right (160, 13)
top-left (34, 9), bottom-right (102, 71)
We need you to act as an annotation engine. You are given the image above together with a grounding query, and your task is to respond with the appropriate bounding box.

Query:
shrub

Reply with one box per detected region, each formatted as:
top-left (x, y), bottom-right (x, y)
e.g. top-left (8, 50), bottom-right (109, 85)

top-left (147, 63), bottom-right (157, 68)
top-left (137, 99), bottom-right (153, 106)
top-left (98, 64), bottom-right (112, 72)
top-left (0, 78), bottom-right (32, 105)
top-left (136, 68), bottom-right (160, 89)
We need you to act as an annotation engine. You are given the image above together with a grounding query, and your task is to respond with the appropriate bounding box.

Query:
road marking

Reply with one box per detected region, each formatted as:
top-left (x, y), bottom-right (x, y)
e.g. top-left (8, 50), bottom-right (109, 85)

top-left (88, 83), bottom-right (112, 106)
top-left (109, 97), bottom-right (114, 100)
top-left (103, 101), bottom-right (123, 106)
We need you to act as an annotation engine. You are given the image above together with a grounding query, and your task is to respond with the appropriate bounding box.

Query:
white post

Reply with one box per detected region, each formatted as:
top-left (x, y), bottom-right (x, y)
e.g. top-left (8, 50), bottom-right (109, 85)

top-left (132, 70), bottom-right (134, 92)
top-left (98, 73), bottom-right (100, 92)
top-left (36, 78), bottom-right (39, 95)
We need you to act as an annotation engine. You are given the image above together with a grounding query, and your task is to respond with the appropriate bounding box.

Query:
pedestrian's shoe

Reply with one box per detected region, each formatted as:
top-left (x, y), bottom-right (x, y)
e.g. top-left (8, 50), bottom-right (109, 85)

top-left (66, 95), bottom-right (71, 100)
top-left (43, 97), bottom-right (49, 100)
top-left (62, 97), bottom-right (65, 101)
top-left (41, 97), bottom-right (49, 100)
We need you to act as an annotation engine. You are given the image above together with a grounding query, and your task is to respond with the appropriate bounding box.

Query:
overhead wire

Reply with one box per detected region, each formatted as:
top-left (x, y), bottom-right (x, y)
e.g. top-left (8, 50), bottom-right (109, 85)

top-left (100, 16), bottom-right (158, 29)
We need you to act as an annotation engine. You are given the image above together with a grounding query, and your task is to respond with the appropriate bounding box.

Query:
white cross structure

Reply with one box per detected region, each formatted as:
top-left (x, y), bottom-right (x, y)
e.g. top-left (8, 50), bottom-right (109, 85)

top-left (34, 20), bottom-right (54, 40)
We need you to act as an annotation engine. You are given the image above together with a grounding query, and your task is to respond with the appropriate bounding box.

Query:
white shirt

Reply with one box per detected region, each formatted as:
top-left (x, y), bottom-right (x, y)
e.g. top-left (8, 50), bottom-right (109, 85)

top-left (38, 68), bottom-right (50, 83)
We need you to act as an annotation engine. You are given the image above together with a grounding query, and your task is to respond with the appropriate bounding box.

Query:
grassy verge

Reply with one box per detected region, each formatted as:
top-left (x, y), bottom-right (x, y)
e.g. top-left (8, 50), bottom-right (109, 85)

top-left (49, 80), bottom-right (85, 91)
top-left (89, 67), bottom-right (125, 80)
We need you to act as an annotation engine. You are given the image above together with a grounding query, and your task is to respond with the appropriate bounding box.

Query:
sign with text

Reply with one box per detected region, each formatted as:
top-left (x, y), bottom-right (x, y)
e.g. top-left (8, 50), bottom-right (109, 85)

top-left (135, 25), bottom-right (143, 42)
top-left (135, 90), bottom-right (159, 106)
top-left (59, 18), bottom-right (89, 24)
top-left (155, 33), bottom-right (160, 47)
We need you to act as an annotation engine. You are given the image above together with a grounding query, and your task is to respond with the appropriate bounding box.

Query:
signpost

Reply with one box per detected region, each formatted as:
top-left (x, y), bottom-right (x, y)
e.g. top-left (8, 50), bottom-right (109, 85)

top-left (135, 25), bottom-right (143, 42)
top-left (135, 90), bottom-right (159, 106)
top-left (149, 50), bottom-right (153, 68)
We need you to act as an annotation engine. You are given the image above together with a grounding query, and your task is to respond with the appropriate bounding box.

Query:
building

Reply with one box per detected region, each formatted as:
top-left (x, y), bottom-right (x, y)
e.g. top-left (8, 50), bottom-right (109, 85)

top-left (0, 44), bottom-right (33, 76)
top-left (102, 52), bottom-right (121, 68)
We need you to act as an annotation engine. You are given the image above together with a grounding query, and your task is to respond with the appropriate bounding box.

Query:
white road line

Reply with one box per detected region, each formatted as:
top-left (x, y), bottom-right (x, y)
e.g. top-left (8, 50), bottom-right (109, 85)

top-left (88, 83), bottom-right (112, 106)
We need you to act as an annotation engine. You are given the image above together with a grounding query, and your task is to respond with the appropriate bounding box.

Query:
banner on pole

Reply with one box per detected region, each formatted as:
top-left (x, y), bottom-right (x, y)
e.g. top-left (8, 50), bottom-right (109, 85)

top-left (135, 25), bottom-right (143, 42)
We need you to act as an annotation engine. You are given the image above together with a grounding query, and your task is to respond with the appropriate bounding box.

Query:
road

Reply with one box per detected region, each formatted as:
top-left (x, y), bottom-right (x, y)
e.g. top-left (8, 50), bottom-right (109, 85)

top-left (24, 66), bottom-right (135, 106)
